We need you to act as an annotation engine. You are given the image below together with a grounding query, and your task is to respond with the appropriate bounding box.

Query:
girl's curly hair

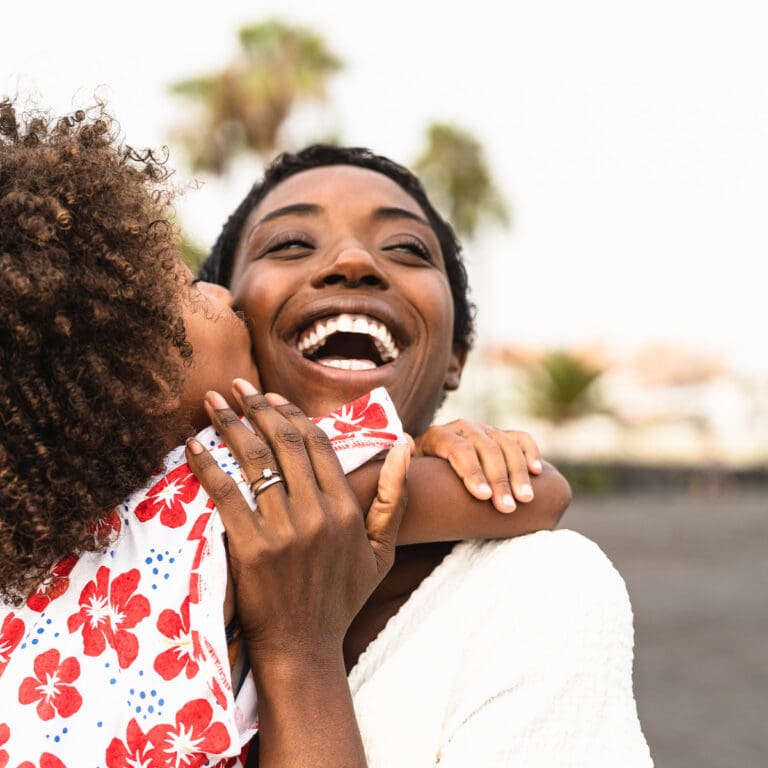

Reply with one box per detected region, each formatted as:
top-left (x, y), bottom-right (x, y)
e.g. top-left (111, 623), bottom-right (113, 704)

top-left (0, 99), bottom-right (191, 603)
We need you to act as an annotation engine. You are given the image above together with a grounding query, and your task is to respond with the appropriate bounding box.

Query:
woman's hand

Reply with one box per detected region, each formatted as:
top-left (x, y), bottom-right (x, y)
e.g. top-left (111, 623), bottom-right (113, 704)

top-left (185, 379), bottom-right (409, 768)
top-left (414, 420), bottom-right (543, 513)
top-left (185, 380), bottom-right (409, 666)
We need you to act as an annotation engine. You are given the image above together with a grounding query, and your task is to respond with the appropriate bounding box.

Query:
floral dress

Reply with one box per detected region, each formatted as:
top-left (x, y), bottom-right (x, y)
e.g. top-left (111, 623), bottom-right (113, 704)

top-left (0, 389), bottom-right (402, 768)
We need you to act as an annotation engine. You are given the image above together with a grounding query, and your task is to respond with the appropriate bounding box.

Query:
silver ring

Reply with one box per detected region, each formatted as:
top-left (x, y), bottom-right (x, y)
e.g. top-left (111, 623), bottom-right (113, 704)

top-left (249, 468), bottom-right (284, 498)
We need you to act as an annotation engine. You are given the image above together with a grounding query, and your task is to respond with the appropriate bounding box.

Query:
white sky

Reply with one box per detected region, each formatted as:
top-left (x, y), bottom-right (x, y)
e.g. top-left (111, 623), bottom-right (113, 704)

top-left (4, 0), bottom-right (767, 374)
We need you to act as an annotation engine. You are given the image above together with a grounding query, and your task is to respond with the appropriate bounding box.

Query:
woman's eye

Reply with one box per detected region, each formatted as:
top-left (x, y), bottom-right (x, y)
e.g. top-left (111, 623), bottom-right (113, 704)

top-left (384, 238), bottom-right (432, 262)
top-left (262, 235), bottom-right (314, 257)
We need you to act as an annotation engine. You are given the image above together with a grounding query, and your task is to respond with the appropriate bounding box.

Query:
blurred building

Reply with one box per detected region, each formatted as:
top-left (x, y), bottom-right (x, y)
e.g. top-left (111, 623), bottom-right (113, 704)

top-left (440, 342), bottom-right (768, 469)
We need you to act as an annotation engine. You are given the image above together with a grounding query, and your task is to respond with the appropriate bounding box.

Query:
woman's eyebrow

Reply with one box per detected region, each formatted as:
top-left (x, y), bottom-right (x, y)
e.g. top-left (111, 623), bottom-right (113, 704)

top-left (373, 207), bottom-right (430, 227)
top-left (255, 203), bottom-right (322, 226)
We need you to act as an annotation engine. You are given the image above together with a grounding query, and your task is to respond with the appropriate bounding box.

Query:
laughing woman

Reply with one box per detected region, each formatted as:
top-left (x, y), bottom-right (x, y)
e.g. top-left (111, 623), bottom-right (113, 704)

top-left (199, 144), bottom-right (654, 766)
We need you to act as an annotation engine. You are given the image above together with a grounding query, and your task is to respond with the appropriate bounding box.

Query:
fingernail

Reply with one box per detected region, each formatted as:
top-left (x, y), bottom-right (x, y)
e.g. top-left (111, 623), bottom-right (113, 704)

top-left (186, 438), bottom-right (204, 455)
top-left (531, 460), bottom-right (542, 472)
top-left (478, 483), bottom-right (492, 497)
top-left (265, 392), bottom-right (289, 405)
top-left (205, 390), bottom-right (229, 409)
top-left (502, 494), bottom-right (516, 509)
top-left (519, 484), bottom-right (534, 500)
top-left (233, 378), bottom-right (259, 396)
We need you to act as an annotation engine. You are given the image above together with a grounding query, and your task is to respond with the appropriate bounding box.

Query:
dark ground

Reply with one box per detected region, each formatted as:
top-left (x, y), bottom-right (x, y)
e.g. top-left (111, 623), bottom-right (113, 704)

top-left (563, 479), bottom-right (767, 768)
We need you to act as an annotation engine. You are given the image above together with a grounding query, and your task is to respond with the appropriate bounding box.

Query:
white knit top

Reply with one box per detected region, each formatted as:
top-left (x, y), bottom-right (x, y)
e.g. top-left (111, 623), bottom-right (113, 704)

top-left (349, 530), bottom-right (654, 767)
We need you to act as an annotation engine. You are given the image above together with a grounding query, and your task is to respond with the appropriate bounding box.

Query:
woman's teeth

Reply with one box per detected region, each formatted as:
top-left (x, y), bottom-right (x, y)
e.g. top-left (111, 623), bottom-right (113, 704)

top-left (297, 313), bottom-right (400, 364)
top-left (318, 358), bottom-right (378, 371)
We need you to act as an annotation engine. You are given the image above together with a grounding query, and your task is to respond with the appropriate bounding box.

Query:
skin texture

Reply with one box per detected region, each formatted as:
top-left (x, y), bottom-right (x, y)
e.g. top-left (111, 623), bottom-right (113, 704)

top-left (176, 269), bottom-right (261, 430)
top-left (228, 165), bottom-right (466, 437)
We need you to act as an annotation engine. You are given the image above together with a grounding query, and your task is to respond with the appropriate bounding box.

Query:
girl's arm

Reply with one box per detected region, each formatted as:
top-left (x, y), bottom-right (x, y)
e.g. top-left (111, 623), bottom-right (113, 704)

top-left (187, 388), bottom-right (410, 768)
top-left (347, 456), bottom-right (570, 546)
top-left (265, 392), bottom-right (570, 545)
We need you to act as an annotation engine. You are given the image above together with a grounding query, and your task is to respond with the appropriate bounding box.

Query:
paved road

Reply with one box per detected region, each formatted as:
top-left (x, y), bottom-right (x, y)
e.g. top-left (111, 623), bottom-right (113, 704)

top-left (565, 486), bottom-right (767, 768)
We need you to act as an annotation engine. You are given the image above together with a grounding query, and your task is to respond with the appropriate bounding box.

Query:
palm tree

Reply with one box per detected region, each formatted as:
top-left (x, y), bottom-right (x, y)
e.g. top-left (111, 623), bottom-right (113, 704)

top-left (523, 350), bottom-right (606, 424)
top-left (413, 122), bottom-right (509, 238)
top-left (168, 19), bottom-right (342, 174)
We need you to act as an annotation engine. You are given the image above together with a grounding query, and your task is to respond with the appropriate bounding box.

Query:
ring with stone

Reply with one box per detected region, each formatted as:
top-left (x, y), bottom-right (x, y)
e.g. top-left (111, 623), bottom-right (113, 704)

top-left (249, 468), bottom-right (285, 498)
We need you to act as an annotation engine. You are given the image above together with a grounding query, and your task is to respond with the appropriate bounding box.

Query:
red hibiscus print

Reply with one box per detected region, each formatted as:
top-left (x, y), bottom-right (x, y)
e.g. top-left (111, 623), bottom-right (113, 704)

top-left (0, 722), bottom-right (9, 768)
top-left (135, 464), bottom-right (200, 528)
top-left (217, 742), bottom-right (250, 768)
top-left (153, 596), bottom-right (200, 681)
top-left (18, 648), bottom-right (82, 721)
top-left (67, 567), bottom-right (150, 668)
top-left (90, 510), bottom-right (123, 540)
top-left (0, 613), bottom-right (24, 678)
top-left (146, 699), bottom-right (230, 768)
top-left (26, 555), bottom-right (79, 613)
top-left (17, 755), bottom-right (67, 768)
top-left (16, 752), bottom-right (67, 768)
top-left (106, 719), bottom-right (151, 768)
top-left (208, 673), bottom-right (228, 711)
top-left (322, 392), bottom-right (389, 434)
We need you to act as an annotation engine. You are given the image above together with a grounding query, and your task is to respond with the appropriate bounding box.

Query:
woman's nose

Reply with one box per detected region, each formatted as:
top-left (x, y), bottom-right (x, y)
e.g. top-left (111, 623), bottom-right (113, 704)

top-left (310, 246), bottom-right (389, 289)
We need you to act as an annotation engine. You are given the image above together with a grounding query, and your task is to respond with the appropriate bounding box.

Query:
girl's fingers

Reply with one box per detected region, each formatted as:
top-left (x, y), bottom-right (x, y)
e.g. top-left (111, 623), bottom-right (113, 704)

top-left (420, 429), bottom-right (493, 499)
top-left (462, 426), bottom-right (524, 513)
top-left (510, 429), bottom-right (543, 474)
top-left (416, 420), bottom-right (547, 513)
top-left (489, 429), bottom-right (534, 505)
top-left (423, 423), bottom-right (517, 512)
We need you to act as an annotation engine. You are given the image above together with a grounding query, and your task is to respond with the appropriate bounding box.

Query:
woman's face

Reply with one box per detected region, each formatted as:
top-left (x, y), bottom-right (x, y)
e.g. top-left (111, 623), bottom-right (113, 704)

top-left (177, 267), bottom-right (261, 430)
top-left (228, 165), bottom-right (465, 435)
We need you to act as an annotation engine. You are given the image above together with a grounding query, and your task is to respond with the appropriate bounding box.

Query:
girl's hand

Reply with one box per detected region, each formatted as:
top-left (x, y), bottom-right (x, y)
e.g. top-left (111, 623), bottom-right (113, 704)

top-left (184, 380), bottom-right (409, 666)
top-left (414, 420), bottom-right (543, 513)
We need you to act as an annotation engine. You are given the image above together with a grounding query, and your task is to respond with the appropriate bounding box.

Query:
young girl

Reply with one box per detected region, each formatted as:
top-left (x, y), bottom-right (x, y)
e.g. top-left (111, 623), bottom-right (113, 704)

top-left (0, 101), bottom-right (569, 767)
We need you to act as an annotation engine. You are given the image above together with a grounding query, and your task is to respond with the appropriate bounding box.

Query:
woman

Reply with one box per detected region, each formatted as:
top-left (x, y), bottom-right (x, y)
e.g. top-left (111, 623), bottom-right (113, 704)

top-left (0, 102), bottom-right (569, 767)
top-left (197, 145), bottom-right (653, 766)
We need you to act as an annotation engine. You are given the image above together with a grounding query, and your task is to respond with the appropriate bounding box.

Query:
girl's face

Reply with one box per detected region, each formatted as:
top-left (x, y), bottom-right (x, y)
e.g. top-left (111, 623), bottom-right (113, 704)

top-left (177, 267), bottom-right (261, 430)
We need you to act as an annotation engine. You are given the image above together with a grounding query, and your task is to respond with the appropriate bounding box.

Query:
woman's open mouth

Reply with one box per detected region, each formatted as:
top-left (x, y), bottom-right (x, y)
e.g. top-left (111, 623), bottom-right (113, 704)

top-left (296, 313), bottom-right (400, 371)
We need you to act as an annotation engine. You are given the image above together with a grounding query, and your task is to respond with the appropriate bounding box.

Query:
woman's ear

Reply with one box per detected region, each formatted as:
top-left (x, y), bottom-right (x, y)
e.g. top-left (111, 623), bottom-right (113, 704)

top-left (443, 342), bottom-right (469, 391)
